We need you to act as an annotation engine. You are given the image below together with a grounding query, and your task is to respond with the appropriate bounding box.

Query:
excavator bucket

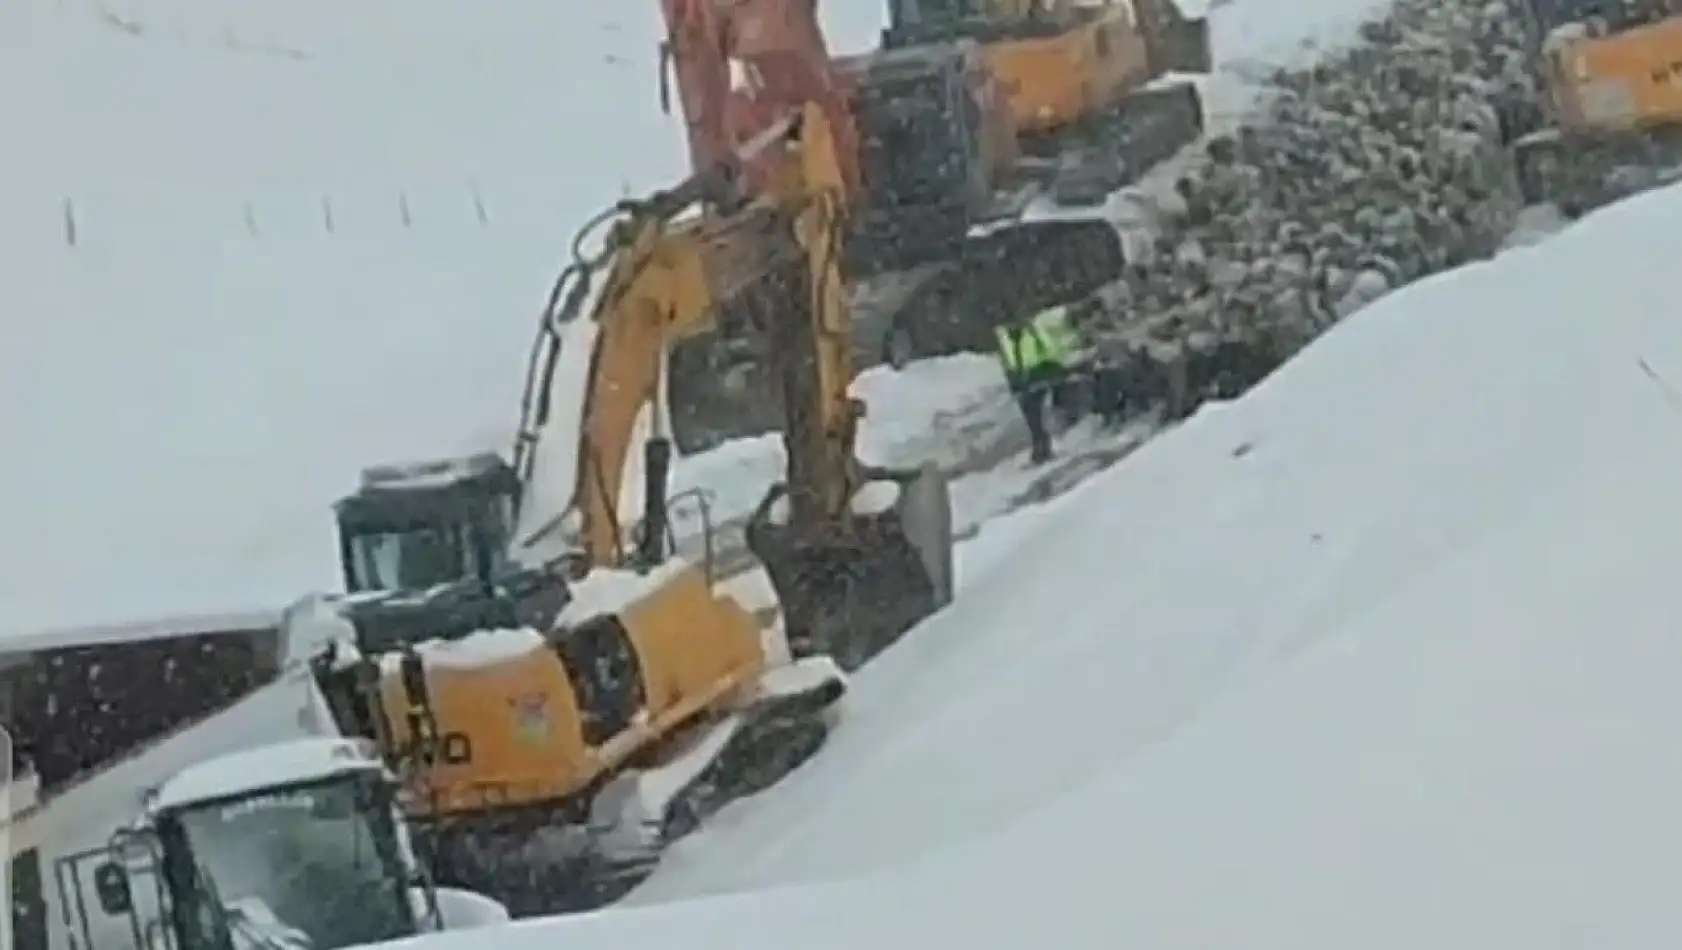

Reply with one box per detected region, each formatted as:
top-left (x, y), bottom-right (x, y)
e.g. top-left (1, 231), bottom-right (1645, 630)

top-left (746, 463), bottom-right (955, 671)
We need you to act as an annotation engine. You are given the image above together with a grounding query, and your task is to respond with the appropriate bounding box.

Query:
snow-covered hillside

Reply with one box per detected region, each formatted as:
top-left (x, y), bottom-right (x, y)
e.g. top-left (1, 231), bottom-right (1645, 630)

top-left (391, 167), bottom-right (1682, 950)
top-left (0, 0), bottom-right (890, 637)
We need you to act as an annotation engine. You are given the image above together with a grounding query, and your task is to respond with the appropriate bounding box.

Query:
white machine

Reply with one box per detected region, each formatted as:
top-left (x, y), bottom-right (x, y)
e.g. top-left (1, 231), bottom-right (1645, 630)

top-left (61, 737), bottom-right (507, 950)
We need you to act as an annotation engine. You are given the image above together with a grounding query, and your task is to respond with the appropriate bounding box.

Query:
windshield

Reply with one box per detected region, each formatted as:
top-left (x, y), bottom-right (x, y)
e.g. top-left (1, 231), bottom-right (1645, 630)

top-left (173, 777), bottom-right (413, 950)
top-left (345, 524), bottom-right (475, 593)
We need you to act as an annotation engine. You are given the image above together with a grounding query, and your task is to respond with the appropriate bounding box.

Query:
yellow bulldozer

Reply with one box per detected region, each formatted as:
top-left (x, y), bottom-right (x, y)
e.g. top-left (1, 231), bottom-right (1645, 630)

top-left (874, 0), bottom-right (1212, 208)
top-left (294, 101), bottom-right (955, 917)
top-left (1509, 0), bottom-right (1682, 214)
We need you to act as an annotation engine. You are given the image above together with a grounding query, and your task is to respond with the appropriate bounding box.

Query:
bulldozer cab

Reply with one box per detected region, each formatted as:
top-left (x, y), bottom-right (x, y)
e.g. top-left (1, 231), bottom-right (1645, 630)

top-left (334, 454), bottom-right (522, 595)
top-left (70, 743), bottom-right (431, 950)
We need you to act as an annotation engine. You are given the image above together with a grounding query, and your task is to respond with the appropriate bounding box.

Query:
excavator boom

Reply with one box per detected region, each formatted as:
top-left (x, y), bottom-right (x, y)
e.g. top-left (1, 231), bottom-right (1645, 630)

top-left (514, 102), bottom-right (954, 667)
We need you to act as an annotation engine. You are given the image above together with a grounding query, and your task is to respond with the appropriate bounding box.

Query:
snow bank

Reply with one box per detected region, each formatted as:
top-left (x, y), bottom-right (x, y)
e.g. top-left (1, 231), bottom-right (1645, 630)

top-left (396, 166), bottom-right (1682, 950)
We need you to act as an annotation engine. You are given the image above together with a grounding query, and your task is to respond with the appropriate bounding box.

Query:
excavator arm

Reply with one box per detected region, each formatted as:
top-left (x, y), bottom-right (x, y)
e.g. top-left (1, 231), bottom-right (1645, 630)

top-left (658, 0), bottom-right (862, 204)
top-left (513, 103), bottom-right (954, 667)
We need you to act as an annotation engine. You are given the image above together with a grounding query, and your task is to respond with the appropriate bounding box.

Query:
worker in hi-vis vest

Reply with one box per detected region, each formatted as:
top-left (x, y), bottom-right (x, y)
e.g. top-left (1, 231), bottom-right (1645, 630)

top-left (994, 303), bottom-right (1081, 464)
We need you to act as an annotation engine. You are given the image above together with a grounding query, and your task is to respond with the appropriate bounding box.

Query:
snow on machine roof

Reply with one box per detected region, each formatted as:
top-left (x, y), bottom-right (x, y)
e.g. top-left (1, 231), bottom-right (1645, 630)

top-left (149, 737), bottom-right (388, 813)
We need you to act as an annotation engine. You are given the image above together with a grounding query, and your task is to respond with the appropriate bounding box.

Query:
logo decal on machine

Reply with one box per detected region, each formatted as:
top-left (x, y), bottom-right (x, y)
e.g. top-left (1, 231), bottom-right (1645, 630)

top-left (510, 693), bottom-right (552, 743)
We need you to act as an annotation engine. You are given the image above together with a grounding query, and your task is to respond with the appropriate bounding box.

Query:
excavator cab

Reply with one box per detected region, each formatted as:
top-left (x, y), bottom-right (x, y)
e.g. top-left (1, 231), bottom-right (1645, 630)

top-left (334, 453), bottom-right (522, 595)
top-left (327, 453), bottom-right (573, 655)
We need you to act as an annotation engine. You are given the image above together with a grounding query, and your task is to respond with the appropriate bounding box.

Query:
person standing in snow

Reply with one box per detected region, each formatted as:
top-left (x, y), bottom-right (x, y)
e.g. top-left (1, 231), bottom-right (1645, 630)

top-left (995, 304), bottom-right (1080, 464)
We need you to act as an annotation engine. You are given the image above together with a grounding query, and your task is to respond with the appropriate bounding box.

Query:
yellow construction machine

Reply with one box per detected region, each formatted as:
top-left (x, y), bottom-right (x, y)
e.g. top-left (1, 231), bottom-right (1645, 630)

top-left (658, 0), bottom-right (1211, 448)
top-left (874, 0), bottom-right (1212, 206)
top-left (295, 101), bottom-right (954, 918)
top-left (1509, 0), bottom-right (1682, 214)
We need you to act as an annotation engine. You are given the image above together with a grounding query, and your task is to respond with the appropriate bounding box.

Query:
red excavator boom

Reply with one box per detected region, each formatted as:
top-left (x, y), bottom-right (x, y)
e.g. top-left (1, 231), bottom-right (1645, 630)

top-left (658, 0), bottom-right (861, 201)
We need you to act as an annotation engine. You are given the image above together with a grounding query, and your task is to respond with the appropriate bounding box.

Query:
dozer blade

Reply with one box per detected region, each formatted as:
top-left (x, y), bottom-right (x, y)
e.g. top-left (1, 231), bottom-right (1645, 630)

top-left (746, 463), bottom-right (954, 671)
top-left (868, 216), bottom-right (1129, 363)
top-left (955, 218), bottom-right (1129, 331)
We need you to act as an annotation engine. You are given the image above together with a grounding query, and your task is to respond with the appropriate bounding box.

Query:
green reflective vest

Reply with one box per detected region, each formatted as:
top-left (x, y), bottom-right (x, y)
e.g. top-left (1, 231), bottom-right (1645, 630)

top-left (1033, 304), bottom-right (1080, 360)
top-left (995, 304), bottom-right (1077, 376)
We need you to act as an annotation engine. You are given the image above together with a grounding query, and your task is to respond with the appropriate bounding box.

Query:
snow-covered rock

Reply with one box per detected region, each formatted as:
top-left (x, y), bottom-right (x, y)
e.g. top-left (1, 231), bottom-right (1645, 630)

top-left (1082, 0), bottom-right (1530, 423)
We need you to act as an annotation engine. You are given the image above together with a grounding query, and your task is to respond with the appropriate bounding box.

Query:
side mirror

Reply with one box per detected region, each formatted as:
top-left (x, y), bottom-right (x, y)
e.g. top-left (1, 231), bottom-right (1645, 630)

top-left (93, 862), bottom-right (132, 915)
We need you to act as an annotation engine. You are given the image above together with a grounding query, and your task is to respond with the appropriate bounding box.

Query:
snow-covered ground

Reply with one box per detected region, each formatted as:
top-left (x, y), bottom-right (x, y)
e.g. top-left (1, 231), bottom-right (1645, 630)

top-left (391, 162), bottom-right (1682, 950)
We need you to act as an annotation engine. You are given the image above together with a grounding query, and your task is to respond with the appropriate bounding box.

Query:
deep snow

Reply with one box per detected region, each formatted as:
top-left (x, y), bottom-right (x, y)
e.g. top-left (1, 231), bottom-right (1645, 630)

top-left (383, 160), bottom-right (1682, 950)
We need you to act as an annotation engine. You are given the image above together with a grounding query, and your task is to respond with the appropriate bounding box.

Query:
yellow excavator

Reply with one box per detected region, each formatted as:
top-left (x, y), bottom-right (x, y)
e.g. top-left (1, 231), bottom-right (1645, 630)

top-left (873, 0), bottom-right (1212, 207)
top-left (1509, 0), bottom-right (1682, 214)
top-left (297, 100), bottom-right (954, 918)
